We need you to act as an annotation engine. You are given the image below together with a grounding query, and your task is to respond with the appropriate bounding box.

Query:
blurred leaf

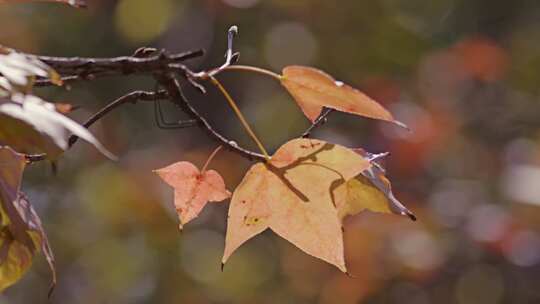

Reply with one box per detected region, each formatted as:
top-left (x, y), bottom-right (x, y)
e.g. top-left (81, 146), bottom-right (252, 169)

top-left (0, 147), bottom-right (55, 292)
top-left (0, 48), bottom-right (62, 95)
top-left (0, 0), bottom-right (86, 7)
top-left (223, 138), bottom-right (370, 272)
top-left (154, 159), bottom-right (231, 230)
top-left (0, 94), bottom-right (116, 160)
top-left (281, 66), bottom-right (407, 128)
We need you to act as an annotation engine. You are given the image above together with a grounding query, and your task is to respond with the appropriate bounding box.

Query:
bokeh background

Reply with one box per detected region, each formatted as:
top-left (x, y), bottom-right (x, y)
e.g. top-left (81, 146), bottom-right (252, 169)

top-left (2, 0), bottom-right (540, 303)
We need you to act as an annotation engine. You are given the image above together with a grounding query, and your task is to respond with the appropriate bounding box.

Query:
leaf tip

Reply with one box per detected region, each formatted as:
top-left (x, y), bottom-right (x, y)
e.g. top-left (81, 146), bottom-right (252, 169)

top-left (47, 282), bottom-right (56, 299)
top-left (405, 211), bottom-right (417, 221)
top-left (345, 271), bottom-right (359, 279)
top-left (393, 120), bottom-right (411, 131)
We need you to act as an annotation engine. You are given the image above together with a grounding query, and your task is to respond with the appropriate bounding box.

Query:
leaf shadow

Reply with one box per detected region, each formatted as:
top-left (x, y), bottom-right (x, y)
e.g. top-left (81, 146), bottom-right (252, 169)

top-left (265, 142), bottom-right (347, 203)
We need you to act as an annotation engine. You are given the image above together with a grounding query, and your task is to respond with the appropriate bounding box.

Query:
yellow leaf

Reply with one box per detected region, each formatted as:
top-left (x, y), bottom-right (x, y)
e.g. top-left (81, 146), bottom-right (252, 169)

top-left (0, 147), bottom-right (56, 292)
top-left (334, 150), bottom-right (415, 222)
top-left (334, 176), bottom-right (393, 221)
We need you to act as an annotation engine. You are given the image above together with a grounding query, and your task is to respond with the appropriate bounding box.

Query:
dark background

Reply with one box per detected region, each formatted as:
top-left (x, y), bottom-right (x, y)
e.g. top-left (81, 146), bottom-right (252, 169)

top-left (2, 0), bottom-right (540, 303)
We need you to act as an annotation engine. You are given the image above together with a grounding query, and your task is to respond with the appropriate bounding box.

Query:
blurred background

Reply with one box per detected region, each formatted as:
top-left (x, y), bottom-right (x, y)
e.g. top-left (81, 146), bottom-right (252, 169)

top-left (2, 0), bottom-right (540, 303)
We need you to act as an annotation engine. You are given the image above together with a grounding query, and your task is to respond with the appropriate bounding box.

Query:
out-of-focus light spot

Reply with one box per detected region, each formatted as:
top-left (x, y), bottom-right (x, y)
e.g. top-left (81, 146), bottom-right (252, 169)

top-left (222, 0), bottom-right (260, 9)
top-left (180, 229), bottom-right (276, 300)
top-left (381, 101), bottom-right (432, 142)
top-left (391, 282), bottom-right (430, 304)
top-left (455, 264), bottom-right (504, 304)
top-left (391, 228), bottom-right (444, 271)
top-left (180, 229), bottom-right (225, 283)
top-left (503, 138), bottom-right (537, 165)
top-left (417, 50), bottom-right (468, 105)
top-left (504, 230), bottom-right (540, 267)
top-left (502, 164), bottom-right (540, 206)
top-left (454, 37), bottom-right (508, 82)
top-left (429, 180), bottom-right (479, 228)
top-left (383, 0), bottom-right (456, 37)
top-left (466, 204), bottom-right (510, 243)
top-left (115, 0), bottom-right (176, 44)
top-left (264, 22), bottom-right (318, 70)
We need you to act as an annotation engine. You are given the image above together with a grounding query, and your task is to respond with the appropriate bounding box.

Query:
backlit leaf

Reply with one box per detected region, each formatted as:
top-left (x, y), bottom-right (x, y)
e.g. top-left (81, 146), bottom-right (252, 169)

top-left (0, 94), bottom-right (115, 160)
top-left (281, 66), bottom-right (407, 128)
top-left (223, 138), bottom-right (371, 272)
top-left (0, 49), bottom-right (62, 95)
top-left (335, 149), bottom-right (416, 221)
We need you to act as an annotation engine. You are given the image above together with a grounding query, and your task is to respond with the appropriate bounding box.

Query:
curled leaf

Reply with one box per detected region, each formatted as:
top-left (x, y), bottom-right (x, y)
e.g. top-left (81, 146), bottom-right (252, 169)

top-left (223, 138), bottom-right (370, 272)
top-left (281, 66), bottom-right (407, 128)
top-left (0, 94), bottom-right (116, 160)
top-left (0, 147), bottom-right (56, 292)
top-left (154, 161), bottom-right (231, 229)
top-left (335, 149), bottom-right (415, 221)
top-left (0, 50), bottom-right (61, 95)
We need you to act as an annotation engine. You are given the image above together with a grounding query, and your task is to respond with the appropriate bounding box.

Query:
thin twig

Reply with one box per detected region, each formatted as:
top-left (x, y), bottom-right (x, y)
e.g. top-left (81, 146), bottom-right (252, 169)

top-left (302, 108), bottom-right (334, 138)
top-left (221, 65), bottom-right (282, 80)
top-left (201, 145), bottom-right (223, 173)
top-left (25, 90), bottom-right (178, 163)
top-left (210, 75), bottom-right (270, 160)
top-left (67, 90), bottom-right (179, 146)
top-left (154, 72), bottom-right (266, 162)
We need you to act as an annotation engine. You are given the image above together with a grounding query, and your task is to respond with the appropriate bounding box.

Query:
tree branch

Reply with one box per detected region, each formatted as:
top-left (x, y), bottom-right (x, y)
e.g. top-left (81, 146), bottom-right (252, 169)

top-left (34, 49), bottom-right (204, 87)
top-left (25, 90), bottom-right (179, 163)
top-left (154, 72), bottom-right (266, 162)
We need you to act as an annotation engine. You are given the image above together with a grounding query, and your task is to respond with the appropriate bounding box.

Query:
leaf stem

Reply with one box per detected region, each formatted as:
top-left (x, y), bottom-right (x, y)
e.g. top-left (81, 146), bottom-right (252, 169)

top-left (201, 145), bottom-right (223, 173)
top-left (221, 65), bottom-right (282, 81)
top-left (209, 76), bottom-right (271, 161)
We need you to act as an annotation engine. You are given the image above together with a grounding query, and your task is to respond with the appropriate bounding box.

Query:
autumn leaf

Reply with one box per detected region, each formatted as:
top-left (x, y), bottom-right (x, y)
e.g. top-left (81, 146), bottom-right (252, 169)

top-left (0, 94), bottom-right (116, 160)
top-left (223, 138), bottom-right (371, 272)
top-left (334, 149), bottom-right (416, 222)
top-left (154, 147), bottom-right (231, 229)
top-left (0, 147), bottom-right (56, 293)
top-left (281, 66), bottom-right (407, 128)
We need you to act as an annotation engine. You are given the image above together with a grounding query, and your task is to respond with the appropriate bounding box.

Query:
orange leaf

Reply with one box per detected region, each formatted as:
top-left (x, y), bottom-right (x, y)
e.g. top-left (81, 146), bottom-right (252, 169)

top-left (154, 161), bottom-right (231, 229)
top-left (223, 138), bottom-right (371, 272)
top-left (281, 66), bottom-right (407, 128)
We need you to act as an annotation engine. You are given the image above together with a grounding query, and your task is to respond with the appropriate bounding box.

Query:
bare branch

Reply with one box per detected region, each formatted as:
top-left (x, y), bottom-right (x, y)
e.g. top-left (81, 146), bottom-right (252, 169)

top-left (33, 49), bottom-right (204, 87)
top-left (25, 90), bottom-right (179, 163)
top-left (154, 73), bottom-right (266, 162)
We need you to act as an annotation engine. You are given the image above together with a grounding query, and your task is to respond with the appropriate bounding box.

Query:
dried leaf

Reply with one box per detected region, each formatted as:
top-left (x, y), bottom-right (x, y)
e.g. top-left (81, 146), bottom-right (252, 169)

top-left (0, 147), bottom-right (55, 292)
top-left (223, 138), bottom-right (370, 272)
top-left (154, 161), bottom-right (231, 229)
top-left (0, 94), bottom-right (116, 160)
top-left (281, 66), bottom-right (407, 128)
top-left (335, 149), bottom-right (415, 221)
